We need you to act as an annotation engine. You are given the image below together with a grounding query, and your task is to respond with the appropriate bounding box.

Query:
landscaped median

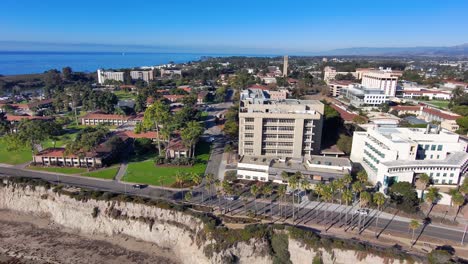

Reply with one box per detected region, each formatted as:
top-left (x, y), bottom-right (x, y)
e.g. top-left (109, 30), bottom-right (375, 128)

top-left (122, 142), bottom-right (211, 187)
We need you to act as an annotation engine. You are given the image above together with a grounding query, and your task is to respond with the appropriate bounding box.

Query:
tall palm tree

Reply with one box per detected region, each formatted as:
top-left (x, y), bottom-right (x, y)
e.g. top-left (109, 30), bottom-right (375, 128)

top-left (409, 219), bottom-right (421, 245)
top-left (343, 174), bottom-right (352, 189)
top-left (334, 179), bottom-right (346, 222)
top-left (278, 185), bottom-right (287, 218)
top-left (352, 181), bottom-right (364, 201)
top-left (342, 189), bottom-right (353, 225)
top-left (448, 188), bottom-right (458, 208)
top-left (425, 187), bottom-right (442, 216)
top-left (452, 192), bottom-right (465, 222)
top-left (321, 185), bottom-right (333, 221)
top-left (214, 179), bottom-right (222, 212)
top-left (373, 192), bottom-right (386, 237)
top-left (417, 173), bottom-right (430, 201)
top-left (314, 182), bottom-right (325, 218)
top-left (251, 185), bottom-right (259, 216)
top-left (222, 180), bottom-right (233, 214)
top-left (263, 185), bottom-right (273, 217)
top-left (205, 173), bottom-right (214, 203)
top-left (191, 173), bottom-right (202, 203)
top-left (288, 176), bottom-right (299, 221)
top-left (359, 191), bottom-right (372, 231)
top-left (299, 179), bottom-right (310, 218)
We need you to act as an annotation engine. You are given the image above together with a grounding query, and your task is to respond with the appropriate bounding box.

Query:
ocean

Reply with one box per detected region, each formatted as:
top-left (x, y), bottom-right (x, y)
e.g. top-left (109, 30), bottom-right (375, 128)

top-left (0, 51), bottom-right (253, 75)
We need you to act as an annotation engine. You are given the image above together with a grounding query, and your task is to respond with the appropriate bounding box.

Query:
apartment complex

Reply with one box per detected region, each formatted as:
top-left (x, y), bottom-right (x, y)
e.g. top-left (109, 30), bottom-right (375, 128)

top-left (130, 70), bottom-right (154, 82)
top-left (350, 126), bottom-right (468, 192)
top-left (238, 97), bottom-right (324, 159)
top-left (97, 69), bottom-right (124, 84)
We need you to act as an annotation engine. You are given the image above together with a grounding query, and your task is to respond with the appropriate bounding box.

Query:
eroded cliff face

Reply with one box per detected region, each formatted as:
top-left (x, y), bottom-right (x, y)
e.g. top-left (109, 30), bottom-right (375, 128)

top-left (0, 183), bottom-right (418, 264)
top-left (0, 184), bottom-right (270, 264)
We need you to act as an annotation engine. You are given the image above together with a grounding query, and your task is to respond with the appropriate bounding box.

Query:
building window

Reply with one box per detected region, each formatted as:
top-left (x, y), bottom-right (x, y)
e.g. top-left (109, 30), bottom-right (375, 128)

top-left (450, 173), bottom-right (454, 177)
top-left (431, 145), bottom-right (436, 151)
top-left (424, 145), bottom-right (429, 150)
top-left (437, 145), bottom-right (443, 151)
top-left (436, 173), bottom-right (440, 177)
top-left (443, 173), bottom-right (447, 177)
top-left (442, 179), bottom-right (446, 184)
top-left (430, 172), bottom-right (433, 177)
top-left (437, 155), bottom-right (440, 159)
top-left (449, 180), bottom-right (453, 184)
top-left (434, 179), bottom-right (439, 184)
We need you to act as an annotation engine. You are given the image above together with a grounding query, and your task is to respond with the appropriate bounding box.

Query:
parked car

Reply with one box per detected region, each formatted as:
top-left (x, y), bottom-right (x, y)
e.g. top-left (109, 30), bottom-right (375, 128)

top-left (132, 184), bottom-right (148, 189)
top-left (355, 209), bottom-right (369, 215)
top-left (224, 195), bottom-right (238, 201)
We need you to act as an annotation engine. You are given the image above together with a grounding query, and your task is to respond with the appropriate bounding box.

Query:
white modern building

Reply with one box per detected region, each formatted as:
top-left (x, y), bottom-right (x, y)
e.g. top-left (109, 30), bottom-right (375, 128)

top-left (350, 126), bottom-right (468, 192)
top-left (97, 69), bottom-right (124, 84)
top-left (361, 68), bottom-right (399, 96)
top-left (341, 84), bottom-right (388, 106)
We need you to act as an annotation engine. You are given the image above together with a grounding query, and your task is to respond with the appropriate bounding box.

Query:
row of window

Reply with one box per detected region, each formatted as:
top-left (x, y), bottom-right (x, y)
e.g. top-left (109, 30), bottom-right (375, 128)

top-left (430, 172), bottom-right (455, 178)
top-left (263, 118), bottom-right (295, 124)
top-left (263, 134), bottom-right (294, 139)
top-left (365, 142), bottom-right (385, 158)
top-left (434, 179), bottom-right (454, 184)
top-left (263, 126), bottom-right (295, 131)
top-left (388, 166), bottom-right (457, 173)
top-left (363, 157), bottom-right (378, 172)
top-left (263, 142), bottom-right (294, 147)
top-left (419, 144), bottom-right (443, 151)
top-left (364, 149), bottom-right (380, 164)
top-left (262, 149), bottom-right (293, 155)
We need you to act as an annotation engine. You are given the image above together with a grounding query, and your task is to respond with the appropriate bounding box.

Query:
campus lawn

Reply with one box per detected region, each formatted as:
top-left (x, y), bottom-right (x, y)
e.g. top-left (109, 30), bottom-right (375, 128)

top-left (42, 131), bottom-right (79, 148)
top-left (0, 141), bottom-right (32, 165)
top-left (123, 142), bottom-right (211, 186)
top-left (28, 166), bottom-right (87, 174)
top-left (113, 90), bottom-right (137, 100)
top-left (421, 100), bottom-right (450, 109)
top-left (81, 166), bottom-right (119, 179)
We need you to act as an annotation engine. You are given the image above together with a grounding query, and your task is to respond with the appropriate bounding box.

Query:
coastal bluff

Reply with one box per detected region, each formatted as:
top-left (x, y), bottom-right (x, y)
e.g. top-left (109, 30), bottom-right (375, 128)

top-left (0, 180), bottom-right (419, 264)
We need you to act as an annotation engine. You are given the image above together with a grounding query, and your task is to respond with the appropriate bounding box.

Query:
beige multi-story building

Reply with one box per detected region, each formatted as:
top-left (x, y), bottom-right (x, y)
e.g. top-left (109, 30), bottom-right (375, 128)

top-left (361, 68), bottom-right (400, 96)
top-left (130, 70), bottom-right (154, 82)
top-left (239, 99), bottom-right (324, 159)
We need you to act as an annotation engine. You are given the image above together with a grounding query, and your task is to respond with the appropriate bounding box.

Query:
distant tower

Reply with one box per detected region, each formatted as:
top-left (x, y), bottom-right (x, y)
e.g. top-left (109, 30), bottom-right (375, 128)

top-left (283, 55), bottom-right (288, 77)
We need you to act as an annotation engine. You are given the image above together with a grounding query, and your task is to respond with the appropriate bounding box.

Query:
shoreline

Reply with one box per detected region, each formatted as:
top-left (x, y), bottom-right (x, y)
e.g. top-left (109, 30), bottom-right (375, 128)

top-left (0, 209), bottom-right (180, 264)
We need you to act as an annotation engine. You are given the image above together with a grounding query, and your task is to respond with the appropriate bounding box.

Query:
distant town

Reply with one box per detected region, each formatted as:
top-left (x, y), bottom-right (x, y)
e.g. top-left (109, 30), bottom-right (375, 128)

top-left (1, 54), bottom-right (468, 263)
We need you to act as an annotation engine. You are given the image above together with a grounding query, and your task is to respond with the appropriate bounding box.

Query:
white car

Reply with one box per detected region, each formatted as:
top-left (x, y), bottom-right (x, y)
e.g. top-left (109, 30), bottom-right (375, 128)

top-left (355, 209), bottom-right (369, 215)
top-left (207, 137), bottom-right (215, 142)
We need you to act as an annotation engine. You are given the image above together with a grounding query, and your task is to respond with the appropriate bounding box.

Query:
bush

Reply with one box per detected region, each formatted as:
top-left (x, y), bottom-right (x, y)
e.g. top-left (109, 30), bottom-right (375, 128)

top-left (92, 207), bottom-right (100, 218)
top-left (428, 249), bottom-right (453, 264)
top-left (312, 253), bottom-right (323, 264)
top-left (224, 170), bottom-right (237, 182)
top-left (271, 234), bottom-right (292, 264)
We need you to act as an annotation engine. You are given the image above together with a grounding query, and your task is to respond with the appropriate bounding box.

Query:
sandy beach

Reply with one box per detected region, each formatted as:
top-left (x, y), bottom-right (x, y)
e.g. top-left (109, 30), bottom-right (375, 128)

top-left (0, 210), bottom-right (180, 264)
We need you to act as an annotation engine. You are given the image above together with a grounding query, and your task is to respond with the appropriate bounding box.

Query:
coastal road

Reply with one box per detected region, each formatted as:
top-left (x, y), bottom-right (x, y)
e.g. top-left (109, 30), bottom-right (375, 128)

top-left (2, 166), bottom-right (466, 245)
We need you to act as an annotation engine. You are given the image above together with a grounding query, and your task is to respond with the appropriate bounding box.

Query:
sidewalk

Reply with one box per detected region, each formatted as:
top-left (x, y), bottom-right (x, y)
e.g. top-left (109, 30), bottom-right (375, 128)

top-left (297, 198), bottom-right (466, 232)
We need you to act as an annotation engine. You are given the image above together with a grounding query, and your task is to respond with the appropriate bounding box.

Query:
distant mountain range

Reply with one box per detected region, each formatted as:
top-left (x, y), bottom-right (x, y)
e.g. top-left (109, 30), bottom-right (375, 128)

top-left (319, 44), bottom-right (468, 57)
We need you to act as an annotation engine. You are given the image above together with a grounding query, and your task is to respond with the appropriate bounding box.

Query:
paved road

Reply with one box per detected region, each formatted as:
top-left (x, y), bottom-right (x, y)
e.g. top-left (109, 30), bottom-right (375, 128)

top-left (2, 165), bottom-right (466, 244)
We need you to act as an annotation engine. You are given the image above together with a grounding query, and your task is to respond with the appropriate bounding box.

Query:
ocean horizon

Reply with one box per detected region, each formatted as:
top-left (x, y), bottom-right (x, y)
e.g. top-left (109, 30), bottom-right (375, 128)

top-left (0, 51), bottom-right (276, 76)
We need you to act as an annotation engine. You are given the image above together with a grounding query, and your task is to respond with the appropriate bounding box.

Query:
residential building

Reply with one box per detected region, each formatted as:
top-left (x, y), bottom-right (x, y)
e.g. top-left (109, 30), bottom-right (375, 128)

top-left (165, 138), bottom-right (189, 158)
top-left (350, 126), bottom-right (468, 191)
top-left (160, 69), bottom-right (182, 78)
top-left (323, 66), bottom-right (357, 83)
top-left (361, 68), bottom-right (400, 96)
top-left (130, 70), bottom-right (154, 82)
top-left (443, 80), bottom-right (468, 90)
top-left (328, 80), bottom-right (354, 97)
top-left (33, 148), bottom-right (106, 168)
top-left (239, 96), bottom-right (324, 159)
top-left (97, 69), bottom-right (124, 84)
top-left (163, 94), bottom-right (186, 103)
top-left (441, 120), bottom-right (461, 133)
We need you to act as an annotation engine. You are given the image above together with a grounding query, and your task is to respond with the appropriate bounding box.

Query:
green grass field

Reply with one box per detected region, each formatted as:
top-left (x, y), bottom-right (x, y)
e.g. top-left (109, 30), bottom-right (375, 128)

top-left (421, 100), bottom-right (450, 109)
top-left (42, 131), bottom-right (79, 148)
top-left (28, 166), bottom-right (87, 174)
top-left (81, 166), bottom-right (119, 179)
top-left (113, 90), bottom-right (137, 100)
top-left (0, 141), bottom-right (32, 165)
top-left (123, 142), bottom-right (211, 186)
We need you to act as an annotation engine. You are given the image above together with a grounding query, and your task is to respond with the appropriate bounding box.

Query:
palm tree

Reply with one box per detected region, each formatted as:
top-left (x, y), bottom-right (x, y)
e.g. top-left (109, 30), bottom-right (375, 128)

top-left (251, 185), bottom-right (259, 216)
top-left (263, 185), bottom-right (273, 217)
top-left (417, 173), bottom-right (430, 201)
top-left (452, 192), bottom-right (465, 222)
top-left (343, 174), bottom-right (352, 189)
top-left (190, 173), bottom-right (202, 203)
top-left (321, 185), bottom-right (333, 222)
top-left (425, 187), bottom-right (442, 216)
top-left (222, 180), bottom-right (233, 214)
top-left (281, 171), bottom-right (289, 182)
top-left (352, 181), bottom-right (364, 201)
top-left (299, 179), bottom-right (310, 218)
top-left (359, 191), bottom-right (372, 231)
top-left (409, 219), bottom-right (421, 245)
top-left (278, 185), bottom-right (287, 218)
top-left (357, 170), bottom-right (368, 184)
top-left (342, 189), bottom-right (353, 225)
top-left (205, 173), bottom-right (215, 202)
top-left (448, 188), bottom-right (458, 208)
top-left (334, 179), bottom-right (346, 222)
top-left (373, 192), bottom-right (386, 237)
top-left (214, 179), bottom-right (222, 212)
top-left (288, 176), bottom-right (299, 221)
top-left (314, 182), bottom-right (325, 218)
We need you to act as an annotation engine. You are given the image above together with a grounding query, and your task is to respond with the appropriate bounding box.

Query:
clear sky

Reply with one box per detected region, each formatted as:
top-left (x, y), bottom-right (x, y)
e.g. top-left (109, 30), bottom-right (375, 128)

top-left (1, 0), bottom-right (467, 53)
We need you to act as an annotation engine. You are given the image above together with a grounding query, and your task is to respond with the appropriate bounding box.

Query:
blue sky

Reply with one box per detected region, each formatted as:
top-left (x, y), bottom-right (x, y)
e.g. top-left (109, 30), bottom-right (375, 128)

top-left (1, 0), bottom-right (467, 53)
